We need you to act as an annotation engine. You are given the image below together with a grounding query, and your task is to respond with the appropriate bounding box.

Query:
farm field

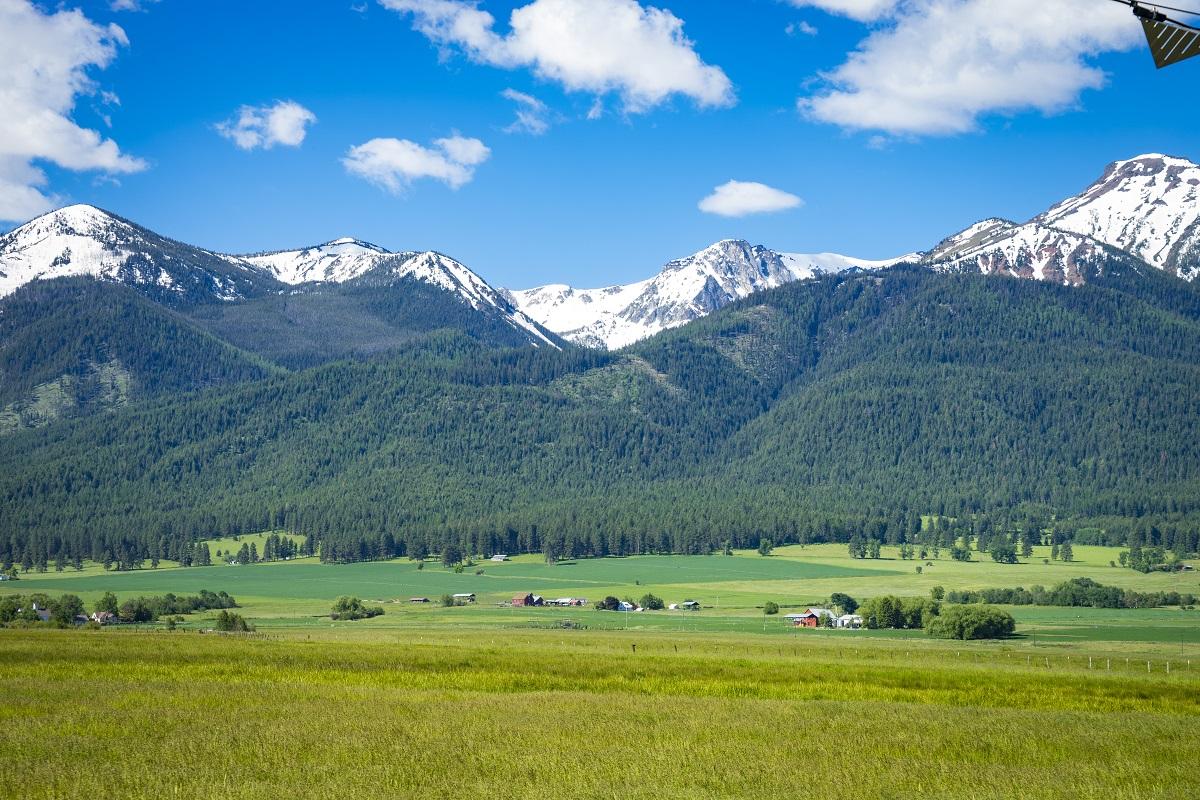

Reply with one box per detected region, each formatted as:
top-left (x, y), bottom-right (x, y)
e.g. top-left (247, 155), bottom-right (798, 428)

top-left (7, 543), bottom-right (1199, 654)
top-left (1, 627), bottom-right (1197, 800)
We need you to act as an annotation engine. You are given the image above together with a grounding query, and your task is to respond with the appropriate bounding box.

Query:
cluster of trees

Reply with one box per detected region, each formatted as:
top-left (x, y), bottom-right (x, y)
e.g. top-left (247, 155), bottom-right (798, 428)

top-left (0, 593), bottom-right (84, 627)
top-left (946, 578), bottom-right (1196, 609)
top-left (330, 596), bottom-right (384, 621)
top-left (219, 534), bottom-right (304, 565)
top-left (3, 269), bottom-right (1200, 566)
top-left (94, 589), bottom-right (238, 623)
top-left (1119, 545), bottom-right (1188, 573)
top-left (858, 595), bottom-right (941, 630)
top-left (927, 606), bottom-right (1016, 640)
top-left (214, 610), bottom-right (253, 632)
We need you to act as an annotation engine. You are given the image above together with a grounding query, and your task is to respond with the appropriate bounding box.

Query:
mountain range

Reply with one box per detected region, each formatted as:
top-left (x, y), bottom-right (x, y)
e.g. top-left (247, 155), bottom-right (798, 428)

top-left (2, 153), bottom-right (1197, 356)
top-left (1, 151), bottom-right (1200, 568)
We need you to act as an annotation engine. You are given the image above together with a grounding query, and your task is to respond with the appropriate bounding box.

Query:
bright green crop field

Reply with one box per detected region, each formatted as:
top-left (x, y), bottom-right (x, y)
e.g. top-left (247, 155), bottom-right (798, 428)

top-left (5, 543), bottom-right (1200, 798)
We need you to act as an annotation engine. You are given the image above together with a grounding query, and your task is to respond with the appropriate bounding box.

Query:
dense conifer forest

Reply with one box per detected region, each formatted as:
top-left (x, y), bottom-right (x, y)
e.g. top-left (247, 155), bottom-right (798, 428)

top-left (2, 266), bottom-right (1199, 570)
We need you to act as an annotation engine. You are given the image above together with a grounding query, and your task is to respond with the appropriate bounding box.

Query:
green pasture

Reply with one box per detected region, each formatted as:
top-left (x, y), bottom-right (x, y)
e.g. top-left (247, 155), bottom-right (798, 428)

top-left (1, 628), bottom-right (1197, 800)
top-left (8, 543), bottom-right (1198, 648)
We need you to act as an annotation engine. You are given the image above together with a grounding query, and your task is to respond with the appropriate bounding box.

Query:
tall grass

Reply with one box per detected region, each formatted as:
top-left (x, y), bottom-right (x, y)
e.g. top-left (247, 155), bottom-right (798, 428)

top-left (1, 628), bottom-right (1196, 799)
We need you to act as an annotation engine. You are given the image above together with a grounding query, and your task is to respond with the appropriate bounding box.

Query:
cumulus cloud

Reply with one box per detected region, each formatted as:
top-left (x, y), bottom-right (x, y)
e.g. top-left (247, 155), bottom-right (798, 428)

top-left (502, 88), bottom-right (551, 134)
top-left (799, 0), bottom-right (1141, 136)
top-left (0, 0), bottom-right (145, 221)
top-left (379, 0), bottom-right (734, 113)
top-left (343, 134), bottom-right (491, 192)
top-left (698, 181), bottom-right (803, 218)
top-left (216, 100), bottom-right (317, 150)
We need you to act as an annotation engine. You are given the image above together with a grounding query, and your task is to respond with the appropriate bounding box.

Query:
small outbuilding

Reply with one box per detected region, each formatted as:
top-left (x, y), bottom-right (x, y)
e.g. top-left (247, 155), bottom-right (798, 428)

top-left (677, 600), bottom-right (700, 611)
top-left (452, 593), bottom-right (477, 604)
top-left (836, 614), bottom-right (864, 629)
top-left (490, 554), bottom-right (509, 562)
top-left (409, 597), bottom-right (430, 604)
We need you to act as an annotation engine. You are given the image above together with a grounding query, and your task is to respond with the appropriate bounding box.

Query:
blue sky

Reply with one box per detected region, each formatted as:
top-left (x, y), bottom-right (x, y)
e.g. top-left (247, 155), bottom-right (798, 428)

top-left (4, 0), bottom-right (1199, 288)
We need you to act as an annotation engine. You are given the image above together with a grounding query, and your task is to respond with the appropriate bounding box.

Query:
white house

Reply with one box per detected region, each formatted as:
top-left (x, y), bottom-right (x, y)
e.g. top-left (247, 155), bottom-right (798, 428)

top-left (836, 614), bottom-right (864, 629)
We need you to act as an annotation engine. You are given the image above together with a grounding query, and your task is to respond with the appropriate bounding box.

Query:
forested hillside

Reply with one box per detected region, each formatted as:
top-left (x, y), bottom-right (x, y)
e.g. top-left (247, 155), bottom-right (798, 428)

top-left (2, 266), bottom-right (1199, 570)
top-left (0, 279), bottom-right (279, 431)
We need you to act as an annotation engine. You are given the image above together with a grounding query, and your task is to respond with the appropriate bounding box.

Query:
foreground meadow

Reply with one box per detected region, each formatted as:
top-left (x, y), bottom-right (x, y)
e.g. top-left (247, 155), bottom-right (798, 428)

top-left (1, 628), bottom-right (1196, 800)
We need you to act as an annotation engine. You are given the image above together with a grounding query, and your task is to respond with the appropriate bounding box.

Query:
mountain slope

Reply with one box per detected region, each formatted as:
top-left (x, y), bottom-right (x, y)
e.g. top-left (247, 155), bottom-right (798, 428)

top-left (510, 239), bottom-right (912, 348)
top-left (3, 267), bottom-right (1198, 565)
top-left (0, 278), bottom-right (279, 432)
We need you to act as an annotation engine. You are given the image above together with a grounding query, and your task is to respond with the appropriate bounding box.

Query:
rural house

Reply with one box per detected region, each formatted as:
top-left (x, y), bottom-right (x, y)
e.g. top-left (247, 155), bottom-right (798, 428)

top-left (512, 594), bottom-right (545, 607)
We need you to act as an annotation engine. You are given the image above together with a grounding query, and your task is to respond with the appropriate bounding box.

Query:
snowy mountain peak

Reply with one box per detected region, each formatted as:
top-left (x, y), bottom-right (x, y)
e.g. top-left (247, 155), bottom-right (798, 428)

top-left (240, 237), bottom-right (394, 284)
top-left (510, 239), bottom-right (911, 349)
top-left (1036, 153), bottom-right (1200, 279)
top-left (0, 204), bottom-right (272, 303)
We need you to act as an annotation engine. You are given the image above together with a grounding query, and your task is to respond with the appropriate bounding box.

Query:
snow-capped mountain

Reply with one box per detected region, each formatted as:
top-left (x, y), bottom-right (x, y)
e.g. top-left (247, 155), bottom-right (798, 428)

top-left (240, 238), bottom-right (392, 284)
top-left (1035, 153), bottom-right (1200, 281)
top-left (923, 218), bottom-right (1126, 286)
top-left (925, 153), bottom-right (1200, 284)
top-left (509, 240), bottom-right (914, 349)
top-left (0, 205), bottom-right (558, 348)
top-left (0, 205), bottom-right (278, 305)
top-left (242, 240), bottom-right (557, 346)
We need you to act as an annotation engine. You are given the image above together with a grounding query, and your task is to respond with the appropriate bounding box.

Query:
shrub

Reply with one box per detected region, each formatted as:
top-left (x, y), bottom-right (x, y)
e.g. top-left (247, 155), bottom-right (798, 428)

top-left (214, 610), bottom-right (254, 632)
top-left (926, 605), bottom-right (1015, 640)
top-left (441, 594), bottom-right (455, 607)
top-left (639, 593), bottom-right (665, 610)
top-left (763, 601), bottom-right (779, 615)
top-left (331, 596), bottom-right (384, 620)
top-left (595, 596), bottom-right (620, 611)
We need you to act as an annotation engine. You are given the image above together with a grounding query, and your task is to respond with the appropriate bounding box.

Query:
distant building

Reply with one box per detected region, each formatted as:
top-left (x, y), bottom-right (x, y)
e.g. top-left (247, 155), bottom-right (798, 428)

top-left (490, 554), bottom-right (509, 562)
top-left (677, 600), bottom-right (700, 611)
top-left (408, 597), bottom-right (430, 604)
top-left (513, 594), bottom-right (545, 607)
top-left (836, 614), bottom-right (864, 629)
top-left (90, 611), bottom-right (117, 625)
top-left (786, 608), bottom-right (836, 628)
top-left (452, 593), bottom-right (477, 604)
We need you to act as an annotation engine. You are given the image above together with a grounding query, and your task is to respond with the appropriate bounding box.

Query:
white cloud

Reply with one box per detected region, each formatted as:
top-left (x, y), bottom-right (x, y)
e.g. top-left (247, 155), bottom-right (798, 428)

top-left (111, 0), bottom-right (160, 11)
top-left (0, 0), bottom-right (145, 221)
top-left (786, 1), bottom-right (900, 22)
top-left (216, 100), bottom-right (317, 151)
top-left (698, 181), bottom-right (803, 218)
top-left (502, 88), bottom-right (550, 134)
top-left (786, 21), bottom-right (819, 37)
top-left (379, 0), bottom-right (734, 113)
top-left (799, 0), bottom-right (1141, 136)
top-left (343, 134), bottom-right (491, 192)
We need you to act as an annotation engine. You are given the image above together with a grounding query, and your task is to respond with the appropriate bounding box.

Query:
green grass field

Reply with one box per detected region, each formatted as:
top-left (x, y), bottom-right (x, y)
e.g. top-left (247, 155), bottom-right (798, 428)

top-left (1, 627), bottom-right (1196, 800)
top-left (10, 543), bottom-right (1198, 648)
top-left (5, 543), bottom-right (1199, 798)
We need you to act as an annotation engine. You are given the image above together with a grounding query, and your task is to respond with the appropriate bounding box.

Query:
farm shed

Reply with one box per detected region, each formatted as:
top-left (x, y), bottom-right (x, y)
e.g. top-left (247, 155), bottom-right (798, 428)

top-left (513, 594), bottom-right (545, 607)
top-left (490, 554), bottom-right (509, 562)
top-left (409, 597), bottom-right (430, 604)
top-left (452, 593), bottom-right (477, 604)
